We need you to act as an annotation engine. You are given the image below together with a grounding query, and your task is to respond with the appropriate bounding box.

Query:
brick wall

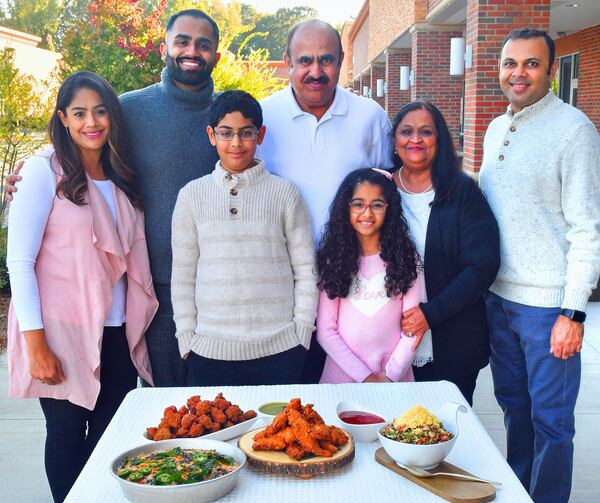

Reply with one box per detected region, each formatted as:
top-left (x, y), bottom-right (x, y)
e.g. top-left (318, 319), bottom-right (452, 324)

top-left (577, 24), bottom-right (600, 131)
top-left (462, 0), bottom-right (551, 173)
top-left (386, 49), bottom-right (412, 121)
top-left (411, 27), bottom-right (464, 147)
top-left (370, 63), bottom-right (386, 108)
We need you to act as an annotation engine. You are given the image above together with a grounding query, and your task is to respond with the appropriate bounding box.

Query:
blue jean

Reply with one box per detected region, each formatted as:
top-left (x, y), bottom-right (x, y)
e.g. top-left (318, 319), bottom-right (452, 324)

top-left (485, 292), bottom-right (580, 503)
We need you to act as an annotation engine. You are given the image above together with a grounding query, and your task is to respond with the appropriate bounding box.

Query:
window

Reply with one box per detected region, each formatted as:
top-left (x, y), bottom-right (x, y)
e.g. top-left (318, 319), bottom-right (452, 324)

top-left (557, 53), bottom-right (579, 107)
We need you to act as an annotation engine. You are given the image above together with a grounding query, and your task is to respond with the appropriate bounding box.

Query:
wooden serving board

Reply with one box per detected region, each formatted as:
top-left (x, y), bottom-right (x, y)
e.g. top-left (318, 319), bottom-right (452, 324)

top-left (238, 426), bottom-right (355, 479)
top-left (375, 448), bottom-right (496, 503)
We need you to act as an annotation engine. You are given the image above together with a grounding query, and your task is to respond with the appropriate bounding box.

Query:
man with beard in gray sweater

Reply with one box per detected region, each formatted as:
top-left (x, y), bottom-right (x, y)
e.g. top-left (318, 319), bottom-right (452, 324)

top-left (117, 9), bottom-right (221, 386)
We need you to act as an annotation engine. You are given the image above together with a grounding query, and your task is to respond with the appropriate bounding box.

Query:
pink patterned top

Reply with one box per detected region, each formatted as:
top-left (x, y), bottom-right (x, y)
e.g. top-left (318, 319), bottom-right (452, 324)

top-left (317, 253), bottom-right (425, 383)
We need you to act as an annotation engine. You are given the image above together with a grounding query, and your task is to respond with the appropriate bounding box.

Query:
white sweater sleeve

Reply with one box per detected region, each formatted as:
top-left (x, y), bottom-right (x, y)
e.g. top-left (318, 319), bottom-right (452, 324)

top-left (7, 156), bottom-right (56, 330)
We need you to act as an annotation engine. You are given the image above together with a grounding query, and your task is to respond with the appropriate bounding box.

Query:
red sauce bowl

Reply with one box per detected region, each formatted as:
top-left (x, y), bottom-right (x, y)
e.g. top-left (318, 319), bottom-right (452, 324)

top-left (336, 401), bottom-right (387, 443)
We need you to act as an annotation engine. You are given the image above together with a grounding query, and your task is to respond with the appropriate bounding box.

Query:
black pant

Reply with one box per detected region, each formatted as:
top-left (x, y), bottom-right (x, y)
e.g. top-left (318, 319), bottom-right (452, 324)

top-left (186, 345), bottom-right (307, 386)
top-left (413, 364), bottom-right (480, 407)
top-left (39, 325), bottom-right (137, 502)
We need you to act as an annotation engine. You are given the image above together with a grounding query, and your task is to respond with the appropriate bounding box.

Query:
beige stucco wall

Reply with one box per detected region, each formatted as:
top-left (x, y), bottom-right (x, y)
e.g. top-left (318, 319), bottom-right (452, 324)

top-left (367, 0), bottom-right (423, 61)
top-left (0, 26), bottom-right (60, 83)
top-left (353, 17), bottom-right (370, 76)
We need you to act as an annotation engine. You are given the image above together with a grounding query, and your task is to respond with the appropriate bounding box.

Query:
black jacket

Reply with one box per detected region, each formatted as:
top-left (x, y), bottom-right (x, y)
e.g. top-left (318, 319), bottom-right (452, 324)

top-left (419, 173), bottom-right (500, 378)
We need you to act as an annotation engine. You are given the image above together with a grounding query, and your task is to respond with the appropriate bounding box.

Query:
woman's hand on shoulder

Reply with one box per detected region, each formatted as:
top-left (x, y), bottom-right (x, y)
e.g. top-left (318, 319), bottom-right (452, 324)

top-left (401, 307), bottom-right (430, 350)
top-left (3, 160), bottom-right (25, 202)
top-left (363, 372), bottom-right (392, 383)
top-left (24, 329), bottom-right (65, 385)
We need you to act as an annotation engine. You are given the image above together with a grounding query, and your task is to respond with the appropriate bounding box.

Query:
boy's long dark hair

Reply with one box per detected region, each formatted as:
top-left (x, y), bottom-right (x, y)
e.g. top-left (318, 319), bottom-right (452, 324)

top-left (318, 168), bottom-right (419, 299)
top-left (48, 71), bottom-right (139, 207)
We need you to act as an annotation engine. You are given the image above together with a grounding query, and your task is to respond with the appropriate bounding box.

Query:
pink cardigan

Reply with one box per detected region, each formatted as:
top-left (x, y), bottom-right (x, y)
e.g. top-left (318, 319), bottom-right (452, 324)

top-left (7, 150), bottom-right (158, 410)
top-left (317, 254), bottom-right (426, 383)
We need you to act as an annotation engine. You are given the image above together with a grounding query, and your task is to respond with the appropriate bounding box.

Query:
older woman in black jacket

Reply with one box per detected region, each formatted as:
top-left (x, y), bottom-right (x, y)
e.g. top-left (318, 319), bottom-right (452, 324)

top-left (391, 101), bottom-right (499, 405)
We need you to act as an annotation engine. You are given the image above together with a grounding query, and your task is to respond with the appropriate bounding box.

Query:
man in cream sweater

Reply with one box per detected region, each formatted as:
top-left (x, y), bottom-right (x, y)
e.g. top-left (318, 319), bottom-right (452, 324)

top-left (480, 28), bottom-right (600, 503)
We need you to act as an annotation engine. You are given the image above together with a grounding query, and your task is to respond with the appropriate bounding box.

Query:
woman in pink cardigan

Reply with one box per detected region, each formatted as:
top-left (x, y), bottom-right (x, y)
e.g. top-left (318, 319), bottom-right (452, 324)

top-left (6, 72), bottom-right (158, 502)
top-left (316, 168), bottom-right (426, 384)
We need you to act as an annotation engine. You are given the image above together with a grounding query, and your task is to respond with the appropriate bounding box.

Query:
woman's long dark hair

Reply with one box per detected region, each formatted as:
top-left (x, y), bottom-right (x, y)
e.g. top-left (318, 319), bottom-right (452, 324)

top-left (48, 71), bottom-right (139, 207)
top-left (318, 168), bottom-right (419, 299)
top-left (392, 101), bottom-right (460, 206)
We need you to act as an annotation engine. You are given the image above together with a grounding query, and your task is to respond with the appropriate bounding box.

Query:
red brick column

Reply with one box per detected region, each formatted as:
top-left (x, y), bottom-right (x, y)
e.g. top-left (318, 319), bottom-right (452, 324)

top-left (411, 26), bottom-right (464, 148)
top-left (463, 0), bottom-right (550, 173)
top-left (369, 63), bottom-right (386, 108)
top-left (386, 49), bottom-right (411, 122)
top-left (577, 24), bottom-right (600, 131)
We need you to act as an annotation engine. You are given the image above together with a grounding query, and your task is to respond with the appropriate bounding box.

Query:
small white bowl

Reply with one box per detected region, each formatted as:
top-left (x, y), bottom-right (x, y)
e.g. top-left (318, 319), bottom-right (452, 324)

top-left (377, 402), bottom-right (467, 469)
top-left (336, 401), bottom-right (386, 443)
top-left (110, 438), bottom-right (246, 503)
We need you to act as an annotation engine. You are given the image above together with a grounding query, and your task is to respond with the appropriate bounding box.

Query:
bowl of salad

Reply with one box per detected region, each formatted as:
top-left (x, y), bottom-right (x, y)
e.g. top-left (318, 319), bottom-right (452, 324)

top-left (110, 438), bottom-right (246, 503)
top-left (377, 402), bottom-right (466, 469)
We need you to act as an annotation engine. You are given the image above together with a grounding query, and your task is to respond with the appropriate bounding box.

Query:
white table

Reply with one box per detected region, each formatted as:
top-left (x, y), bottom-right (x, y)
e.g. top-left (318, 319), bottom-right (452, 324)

top-left (66, 382), bottom-right (531, 502)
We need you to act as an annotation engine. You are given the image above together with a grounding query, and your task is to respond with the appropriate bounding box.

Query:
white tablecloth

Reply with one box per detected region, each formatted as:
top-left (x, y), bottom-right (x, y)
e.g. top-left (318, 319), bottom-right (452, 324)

top-left (66, 382), bottom-right (532, 502)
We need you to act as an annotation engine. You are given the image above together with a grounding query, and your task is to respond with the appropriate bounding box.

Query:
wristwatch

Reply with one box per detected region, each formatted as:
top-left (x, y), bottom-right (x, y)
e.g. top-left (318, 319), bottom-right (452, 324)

top-left (560, 309), bottom-right (586, 323)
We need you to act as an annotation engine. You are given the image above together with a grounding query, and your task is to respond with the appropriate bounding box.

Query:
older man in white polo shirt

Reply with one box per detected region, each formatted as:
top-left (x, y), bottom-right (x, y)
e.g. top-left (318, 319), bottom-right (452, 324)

top-left (258, 19), bottom-right (393, 239)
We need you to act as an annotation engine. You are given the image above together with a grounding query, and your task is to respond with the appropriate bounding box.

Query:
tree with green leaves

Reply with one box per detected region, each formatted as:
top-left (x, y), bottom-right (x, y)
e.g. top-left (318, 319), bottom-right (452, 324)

top-left (59, 0), bottom-right (284, 97)
top-left (0, 48), bottom-right (56, 215)
top-left (0, 0), bottom-right (63, 49)
top-left (230, 6), bottom-right (318, 60)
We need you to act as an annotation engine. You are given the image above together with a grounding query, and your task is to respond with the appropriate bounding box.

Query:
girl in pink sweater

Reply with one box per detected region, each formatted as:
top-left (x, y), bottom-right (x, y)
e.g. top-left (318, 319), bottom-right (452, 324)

top-left (317, 168), bottom-right (426, 383)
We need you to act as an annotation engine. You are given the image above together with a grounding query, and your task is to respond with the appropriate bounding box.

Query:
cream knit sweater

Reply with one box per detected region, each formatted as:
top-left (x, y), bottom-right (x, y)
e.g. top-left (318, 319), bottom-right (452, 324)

top-left (480, 92), bottom-right (600, 311)
top-left (171, 160), bottom-right (317, 361)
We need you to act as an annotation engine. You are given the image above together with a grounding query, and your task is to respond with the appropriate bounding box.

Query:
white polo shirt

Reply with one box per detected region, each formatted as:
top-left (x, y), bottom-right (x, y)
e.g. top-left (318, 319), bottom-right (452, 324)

top-left (258, 86), bottom-right (393, 239)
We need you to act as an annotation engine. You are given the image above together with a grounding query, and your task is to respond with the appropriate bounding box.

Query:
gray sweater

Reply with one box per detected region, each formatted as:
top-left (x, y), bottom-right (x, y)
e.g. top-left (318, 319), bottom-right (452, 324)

top-left (120, 67), bottom-right (219, 286)
top-left (171, 160), bottom-right (318, 361)
top-left (480, 92), bottom-right (600, 311)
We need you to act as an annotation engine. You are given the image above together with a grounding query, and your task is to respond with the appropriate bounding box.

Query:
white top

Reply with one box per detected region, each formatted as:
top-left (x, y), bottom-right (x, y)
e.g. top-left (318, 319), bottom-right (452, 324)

top-left (480, 92), bottom-right (600, 311)
top-left (64, 383), bottom-right (532, 502)
top-left (259, 86), bottom-right (393, 240)
top-left (7, 156), bottom-right (126, 330)
top-left (399, 189), bottom-right (435, 261)
top-left (399, 188), bottom-right (435, 367)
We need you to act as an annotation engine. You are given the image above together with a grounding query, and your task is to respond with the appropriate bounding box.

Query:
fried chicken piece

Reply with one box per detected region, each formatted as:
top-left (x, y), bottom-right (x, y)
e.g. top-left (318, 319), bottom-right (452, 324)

top-left (146, 427), bottom-right (158, 440)
top-left (310, 423), bottom-right (333, 441)
top-left (254, 411), bottom-right (288, 440)
top-left (186, 395), bottom-right (201, 409)
top-left (188, 423), bottom-right (203, 438)
top-left (286, 408), bottom-right (333, 458)
top-left (153, 427), bottom-right (174, 441)
top-left (213, 393), bottom-right (231, 411)
top-left (285, 442), bottom-right (307, 460)
top-left (166, 412), bottom-right (182, 429)
top-left (224, 420), bottom-right (234, 428)
top-left (181, 413), bottom-right (195, 430)
top-left (175, 426), bottom-right (189, 437)
top-left (197, 413), bottom-right (214, 430)
top-left (208, 421), bottom-right (221, 433)
top-left (319, 440), bottom-right (338, 454)
top-left (210, 406), bottom-right (227, 424)
top-left (163, 405), bottom-right (177, 417)
top-left (242, 409), bottom-right (257, 420)
top-left (328, 425), bottom-right (349, 446)
top-left (225, 405), bottom-right (243, 422)
top-left (177, 405), bottom-right (188, 416)
top-left (304, 403), bottom-right (325, 424)
top-left (286, 398), bottom-right (303, 412)
top-left (194, 400), bottom-right (212, 415)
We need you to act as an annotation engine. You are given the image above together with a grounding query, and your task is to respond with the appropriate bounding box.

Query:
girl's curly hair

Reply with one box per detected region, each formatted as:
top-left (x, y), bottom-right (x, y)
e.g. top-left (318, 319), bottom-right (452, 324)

top-left (317, 168), bottom-right (420, 299)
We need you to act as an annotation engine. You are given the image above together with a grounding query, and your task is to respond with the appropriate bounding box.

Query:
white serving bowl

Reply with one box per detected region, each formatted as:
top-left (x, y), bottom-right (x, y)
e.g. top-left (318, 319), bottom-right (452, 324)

top-left (377, 402), bottom-right (467, 469)
top-left (110, 438), bottom-right (246, 503)
top-left (336, 401), bottom-right (386, 443)
top-left (143, 416), bottom-right (260, 442)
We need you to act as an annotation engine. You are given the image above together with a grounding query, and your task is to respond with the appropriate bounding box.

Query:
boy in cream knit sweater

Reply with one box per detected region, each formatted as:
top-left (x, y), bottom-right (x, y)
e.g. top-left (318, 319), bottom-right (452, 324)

top-left (171, 90), bottom-right (317, 386)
